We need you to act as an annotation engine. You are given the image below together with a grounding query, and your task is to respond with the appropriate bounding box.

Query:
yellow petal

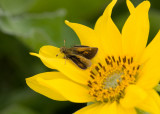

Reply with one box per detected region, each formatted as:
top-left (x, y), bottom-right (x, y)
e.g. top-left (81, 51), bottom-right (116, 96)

top-left (65, 20), bottom-right (105, 63)
top-left (147, 89), bottom-right (160, 108)
top-left (37, 45), bottom-right (63, 69)
top-left (139, 30), bottom-right (160, 63)
top-left (136, 55), bottom-right (160, 89)
top-left (120, 85), bottom-right (147, 108)
top-left (94, 0), bottom-right (122, 56)
top-left (122, 1), bottom-right (150, 57)
top-left (136, 91), bottom-right (160, 114)
top-left (30, 52), bottom-right (90, 85)
top-left (117, 105), bottom-right (136, 114)
top-left (126, 0), bottom-right (135, 14)
top-left (37, 77), bottom-right (94, 103)
top-left (26, 72), bottom-right (67, 101)
top-left (100, 102), bottom-right (117, 114)
top-left (39, 45), bottom-right (61, 58)
top-left (65, 20), bottom-right (100, 48)
top-left (74, 103), bottom-right (104, 114)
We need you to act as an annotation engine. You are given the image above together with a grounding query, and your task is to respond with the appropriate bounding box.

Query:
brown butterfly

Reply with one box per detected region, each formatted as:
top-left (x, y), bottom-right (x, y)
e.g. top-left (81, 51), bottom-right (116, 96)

top-left (58, 45), bottom-right (98, 69)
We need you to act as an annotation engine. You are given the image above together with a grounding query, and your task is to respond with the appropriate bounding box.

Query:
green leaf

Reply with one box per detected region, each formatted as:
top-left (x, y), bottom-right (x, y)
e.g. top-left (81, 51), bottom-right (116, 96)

top-left (0, 89), bottom-right (71, 114)
top-left (29, 0), bottom-right (110, 21)
top-left (61, 24), bottom-right (80, 47)
top-left (154, 84), bottom-right (160, 92)
top-left (0, 9), bottom-right (66, 51)
top-left (0, 104), bottom-right (38, 114)
top-left (136, 108), bottom-right (150, 114)
top-left (0, 0), bottom-right (35, 15)
top-left (87, 102), bottom-right (94, 106)
top-left (148, 10), bottom-right (160, 44)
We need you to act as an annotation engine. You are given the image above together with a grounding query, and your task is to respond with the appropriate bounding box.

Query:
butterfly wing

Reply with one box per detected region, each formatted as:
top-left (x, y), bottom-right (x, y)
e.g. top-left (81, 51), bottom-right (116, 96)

top-left (72, 46), bottom-right (98, 59)
top-left (67, 54), bottom-right (91, 69)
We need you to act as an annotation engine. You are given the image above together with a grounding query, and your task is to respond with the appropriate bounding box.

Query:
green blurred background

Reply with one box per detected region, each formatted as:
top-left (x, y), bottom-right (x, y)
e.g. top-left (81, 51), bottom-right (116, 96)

top-left (0, 0), bottom-right (159, 114)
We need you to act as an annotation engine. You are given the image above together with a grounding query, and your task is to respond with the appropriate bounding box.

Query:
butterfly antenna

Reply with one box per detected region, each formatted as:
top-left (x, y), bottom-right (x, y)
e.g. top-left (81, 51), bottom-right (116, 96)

top-left (64, 40), bottom-right (66, 47)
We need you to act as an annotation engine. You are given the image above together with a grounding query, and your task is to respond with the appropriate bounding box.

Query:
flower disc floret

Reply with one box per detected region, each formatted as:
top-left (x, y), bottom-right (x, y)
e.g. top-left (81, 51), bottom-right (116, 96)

top-left (88, 56), bottom-right (140, 102)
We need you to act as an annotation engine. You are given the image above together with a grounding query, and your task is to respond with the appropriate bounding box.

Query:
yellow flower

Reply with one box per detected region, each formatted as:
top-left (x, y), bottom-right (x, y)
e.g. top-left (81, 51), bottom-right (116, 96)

top-left (26, 0), bottom-right (160, 113)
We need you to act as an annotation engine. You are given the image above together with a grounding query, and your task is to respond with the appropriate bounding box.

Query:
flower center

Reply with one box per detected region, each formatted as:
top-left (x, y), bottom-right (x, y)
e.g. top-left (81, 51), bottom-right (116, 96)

top-left (87, 56), bottom-right (140, 103)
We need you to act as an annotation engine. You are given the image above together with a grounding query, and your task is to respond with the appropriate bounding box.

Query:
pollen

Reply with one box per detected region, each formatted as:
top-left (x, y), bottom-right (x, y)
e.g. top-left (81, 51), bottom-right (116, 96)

top-left (87, 56), bottom-right (140, 103)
